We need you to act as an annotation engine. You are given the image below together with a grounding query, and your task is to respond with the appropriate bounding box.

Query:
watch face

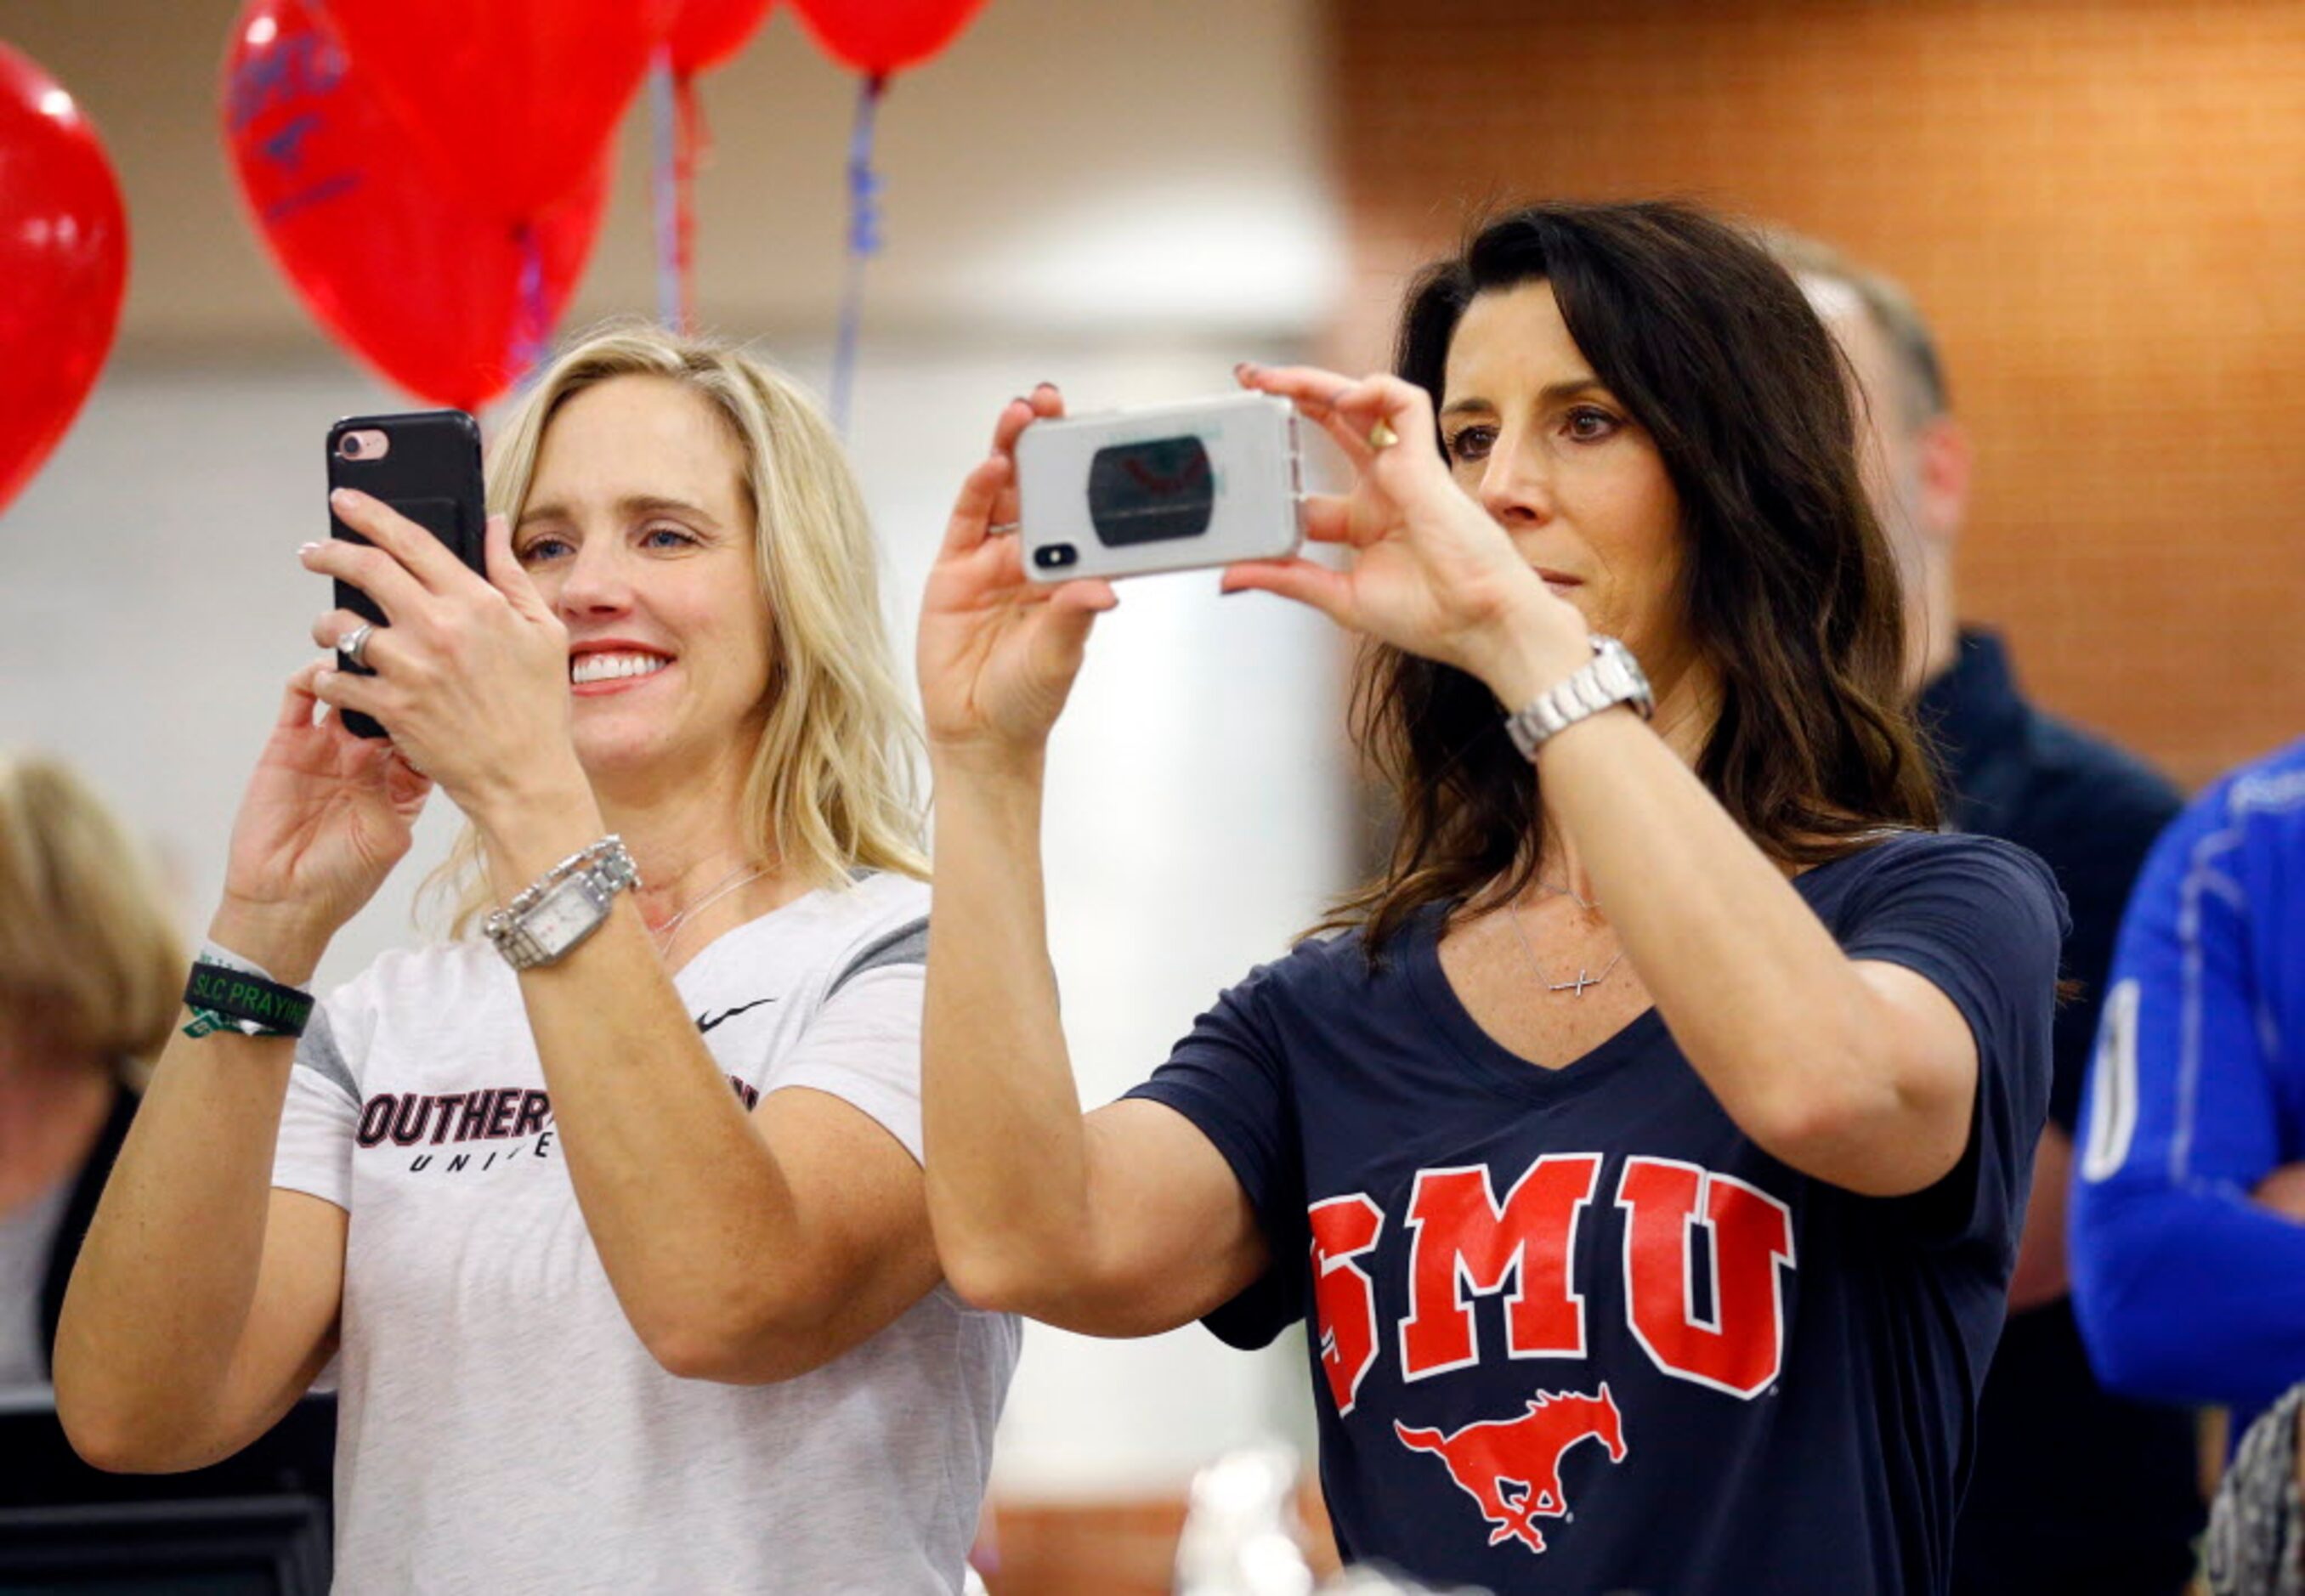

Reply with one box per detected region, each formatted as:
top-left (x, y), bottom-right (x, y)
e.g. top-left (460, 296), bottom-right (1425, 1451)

top-left (526, 876), bottom-right (603, 954)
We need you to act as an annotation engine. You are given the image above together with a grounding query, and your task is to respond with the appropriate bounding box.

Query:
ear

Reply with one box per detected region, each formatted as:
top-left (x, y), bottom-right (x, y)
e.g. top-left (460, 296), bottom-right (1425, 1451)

top-left (1912, 415), bottom-right (1971, 552)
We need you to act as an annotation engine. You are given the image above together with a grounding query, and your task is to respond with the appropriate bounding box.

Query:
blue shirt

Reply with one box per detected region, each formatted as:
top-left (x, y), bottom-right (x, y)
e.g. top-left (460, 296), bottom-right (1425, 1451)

top-left (2072, 738), bottom-right (2305, 1433)
top-left (1131, 830), bottom-right (2063, 1596)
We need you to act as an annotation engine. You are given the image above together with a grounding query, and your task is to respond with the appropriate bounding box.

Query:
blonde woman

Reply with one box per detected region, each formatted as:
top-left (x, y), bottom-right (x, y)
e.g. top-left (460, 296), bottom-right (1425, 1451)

top-left (0, 754), bottom-right (182, 1390)
top-left (56, 327), bottom-right (1016, 1593)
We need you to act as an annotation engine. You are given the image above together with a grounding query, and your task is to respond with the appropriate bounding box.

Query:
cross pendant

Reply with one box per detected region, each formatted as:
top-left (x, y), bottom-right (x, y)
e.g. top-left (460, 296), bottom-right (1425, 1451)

top-left (1549, 969), bottom-right (1601, 997)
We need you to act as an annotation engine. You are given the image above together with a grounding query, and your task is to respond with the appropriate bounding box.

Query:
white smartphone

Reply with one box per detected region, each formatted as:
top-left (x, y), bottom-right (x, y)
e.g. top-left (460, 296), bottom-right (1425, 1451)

top-left (1015, 392), bottom-right (1303, 582)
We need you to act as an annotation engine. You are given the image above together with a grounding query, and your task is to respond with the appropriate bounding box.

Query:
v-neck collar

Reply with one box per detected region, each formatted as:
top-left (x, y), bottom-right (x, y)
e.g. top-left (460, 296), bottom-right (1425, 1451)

top-left (1402, 857), bottom-right (1866, 1103)
top-left (1405, 902), bottom-right (1668, 1104)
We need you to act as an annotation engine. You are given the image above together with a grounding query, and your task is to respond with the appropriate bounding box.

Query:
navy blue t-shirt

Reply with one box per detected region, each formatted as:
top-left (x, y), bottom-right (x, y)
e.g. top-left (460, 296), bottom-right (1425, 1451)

top-left (1128, 831), bottom-right (2064, 1596)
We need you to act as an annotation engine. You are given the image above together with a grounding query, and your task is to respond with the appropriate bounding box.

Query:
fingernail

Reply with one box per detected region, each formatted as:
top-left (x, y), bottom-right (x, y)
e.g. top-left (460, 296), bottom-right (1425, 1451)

top-left (1234, 362), bottom-right (1254, 378)
top-left (1033, 381), bottom-right (1057, 394)
top-left (330, 487), bottom-right (354, 506)
top-left (297, 541), bottom-right (320, 555)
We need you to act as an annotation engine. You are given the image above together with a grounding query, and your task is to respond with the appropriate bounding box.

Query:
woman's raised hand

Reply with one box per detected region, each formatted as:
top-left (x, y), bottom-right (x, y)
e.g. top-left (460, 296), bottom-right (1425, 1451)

top-left (300, 490), bottom-right (581, 822)
top-left (215, 659), bottom-right (433, 971)
top-left (1221, 364), bottom-right (1590, 695)
top-left (917, 387), bottom-right (1118, 768)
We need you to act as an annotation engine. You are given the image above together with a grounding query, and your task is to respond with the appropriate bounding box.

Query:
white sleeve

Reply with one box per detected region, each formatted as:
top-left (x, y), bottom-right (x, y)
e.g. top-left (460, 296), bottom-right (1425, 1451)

top-left (769, 962), bottom-right (927, 1163)
top-left (271, 999), bottom-right (361, 1211)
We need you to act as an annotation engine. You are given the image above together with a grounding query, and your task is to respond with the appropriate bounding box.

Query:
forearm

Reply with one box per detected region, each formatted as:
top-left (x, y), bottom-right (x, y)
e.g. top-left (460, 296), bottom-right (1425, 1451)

top-left (1532, 710), bottom-right (1945, 1187)
top-left (2073, 1181), bottom-right (2305, 1410)
top-left (2007, 1125), bottom-right (2073, 1310)
top-left (54, 911), bottom-right (314, 1454)
top-left (476, 802), bottom-right (826, 1371)
top-left (921, 752), bottom-right (1100, 1310)
top-left (523, 921), bottom-right (834, 1365)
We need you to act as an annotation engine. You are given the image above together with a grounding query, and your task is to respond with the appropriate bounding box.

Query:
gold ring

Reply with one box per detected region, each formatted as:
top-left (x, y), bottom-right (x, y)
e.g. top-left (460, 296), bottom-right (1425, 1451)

top-left (1368, 419), bottom-right (1399, 451)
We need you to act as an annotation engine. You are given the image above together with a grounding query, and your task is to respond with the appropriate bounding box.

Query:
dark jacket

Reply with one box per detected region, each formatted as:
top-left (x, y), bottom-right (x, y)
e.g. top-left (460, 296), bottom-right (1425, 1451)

top-left (36, 1080), bottom-right (136, 1378)
top-left (8, 1080), bottom-right (334, 1511)
top-left (1927, 631), bottom-right (2202, 1596)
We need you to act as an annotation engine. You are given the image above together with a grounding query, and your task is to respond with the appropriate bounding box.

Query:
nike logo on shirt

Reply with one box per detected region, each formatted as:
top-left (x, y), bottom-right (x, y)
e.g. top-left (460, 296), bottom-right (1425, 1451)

top-left (696, 997), bottom-right (776, 1034)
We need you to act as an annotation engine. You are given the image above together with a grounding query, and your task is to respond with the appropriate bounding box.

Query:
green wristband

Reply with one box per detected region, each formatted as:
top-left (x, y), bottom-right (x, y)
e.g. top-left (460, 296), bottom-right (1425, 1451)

top-left (182, 961), bottom-right (314, 1039)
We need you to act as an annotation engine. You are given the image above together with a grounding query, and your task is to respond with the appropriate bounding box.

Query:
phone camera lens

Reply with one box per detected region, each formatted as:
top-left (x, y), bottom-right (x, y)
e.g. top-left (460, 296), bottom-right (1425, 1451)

top-left (1034, 544), bottom-right (1079, 570)
top-left (339, 434), bottom-right (363, 459)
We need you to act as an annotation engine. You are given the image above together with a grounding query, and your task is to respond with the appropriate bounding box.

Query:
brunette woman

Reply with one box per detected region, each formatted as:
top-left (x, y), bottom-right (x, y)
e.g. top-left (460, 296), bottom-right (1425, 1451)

top-left (916, 201), bottom-right (2062, 1596)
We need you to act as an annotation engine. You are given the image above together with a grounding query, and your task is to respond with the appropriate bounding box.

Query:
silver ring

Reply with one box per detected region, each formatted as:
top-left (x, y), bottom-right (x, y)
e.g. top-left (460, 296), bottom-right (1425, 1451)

top-left (339, 621), bottom-right (376, 671)
top-left (987, 520), bottom-right (1021, 537)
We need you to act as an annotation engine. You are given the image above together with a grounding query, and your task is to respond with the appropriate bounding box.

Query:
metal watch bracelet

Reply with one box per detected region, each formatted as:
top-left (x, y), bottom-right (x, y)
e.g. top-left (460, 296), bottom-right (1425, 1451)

top-left (482, 835), bottom-right (642, 971)
top-left (1502, 635), bottom-right (1655, 761)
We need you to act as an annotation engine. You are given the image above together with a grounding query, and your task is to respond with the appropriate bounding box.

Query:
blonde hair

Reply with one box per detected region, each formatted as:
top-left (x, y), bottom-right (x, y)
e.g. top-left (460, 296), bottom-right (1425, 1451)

top-left (0, 753), bottom-right (186, 1062)
top-left (430, 325), bottom-right (926, 934)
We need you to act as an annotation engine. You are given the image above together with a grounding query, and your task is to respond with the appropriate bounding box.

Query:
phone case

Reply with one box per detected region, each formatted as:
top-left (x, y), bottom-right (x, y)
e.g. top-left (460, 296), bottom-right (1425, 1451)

top-left (326, 409), bottom-right (486, 739)
top-left (1016, 393), bottom-right (1303, 584)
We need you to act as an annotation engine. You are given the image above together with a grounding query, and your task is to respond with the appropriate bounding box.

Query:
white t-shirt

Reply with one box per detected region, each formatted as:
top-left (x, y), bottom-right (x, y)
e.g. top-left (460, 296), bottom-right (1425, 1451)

top-left (272, 872), bottom-right (1017, 1594)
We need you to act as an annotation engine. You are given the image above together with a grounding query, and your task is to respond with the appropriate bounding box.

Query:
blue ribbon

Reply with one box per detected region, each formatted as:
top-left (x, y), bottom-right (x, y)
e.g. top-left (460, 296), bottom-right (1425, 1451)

top-left (830, 73), bottom-right (887, 437)
top-left (648, 47), bottom-right (682, 331)
top-left (509, 220), bottom-right (547, 386)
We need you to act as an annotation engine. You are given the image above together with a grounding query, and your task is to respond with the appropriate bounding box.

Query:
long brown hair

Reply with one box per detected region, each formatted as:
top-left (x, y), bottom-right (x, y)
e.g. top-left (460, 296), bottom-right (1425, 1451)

top-left (1324, 200), bottom-right (1939, 958)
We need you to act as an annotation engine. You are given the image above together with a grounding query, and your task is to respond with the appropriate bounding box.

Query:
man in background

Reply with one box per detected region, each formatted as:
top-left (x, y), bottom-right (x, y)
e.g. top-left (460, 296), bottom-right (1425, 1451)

top-left (1775, 234), bottom-right (2201, 1596)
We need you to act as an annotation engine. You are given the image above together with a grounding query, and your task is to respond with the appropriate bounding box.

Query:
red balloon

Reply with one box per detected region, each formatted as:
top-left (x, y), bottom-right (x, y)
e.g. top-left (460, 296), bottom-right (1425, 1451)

top-left (319, 0), bottom-right (673, 226)
top-left (670, 0), bottom-right (776, 76)
top-left (790, 0), bottom-right (991, 76)
top-left (0, 45), bottom-right (127, 518)
top-left (223, 0), bottom-right (609, 411)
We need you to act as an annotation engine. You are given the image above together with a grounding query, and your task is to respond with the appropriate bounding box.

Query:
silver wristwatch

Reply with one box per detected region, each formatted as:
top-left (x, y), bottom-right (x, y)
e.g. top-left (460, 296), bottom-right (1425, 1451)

top-left (1503, 635), bottom-right (1655, 761)
top-left (483, 836), bottom-right (642, 970)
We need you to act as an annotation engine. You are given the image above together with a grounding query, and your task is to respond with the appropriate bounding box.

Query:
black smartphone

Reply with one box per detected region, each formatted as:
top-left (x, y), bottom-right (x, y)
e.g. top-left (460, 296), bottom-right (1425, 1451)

top-left (326, 409), bottom-right (487, 739)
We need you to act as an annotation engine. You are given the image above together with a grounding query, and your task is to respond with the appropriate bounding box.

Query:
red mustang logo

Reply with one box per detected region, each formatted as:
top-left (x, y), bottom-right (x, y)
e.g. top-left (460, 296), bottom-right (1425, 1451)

top-left (1394, 1384), bottom-right (1628, 1554)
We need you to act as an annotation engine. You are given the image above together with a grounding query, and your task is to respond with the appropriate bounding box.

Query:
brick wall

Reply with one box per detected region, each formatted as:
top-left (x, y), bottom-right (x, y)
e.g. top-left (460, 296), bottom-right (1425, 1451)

top-left (1328, 0), bottom-right (2305, 790)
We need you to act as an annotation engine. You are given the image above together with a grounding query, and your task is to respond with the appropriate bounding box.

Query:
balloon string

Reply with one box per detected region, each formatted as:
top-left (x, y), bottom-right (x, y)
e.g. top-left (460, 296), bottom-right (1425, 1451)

top-left (511, 220), bottom-right (547, 387)
top-left (648, 48), bottom-right (682, 331)
top-left (677, 71), bottom-right (703, 334)
top-left (830, 72), bottom-right (887, 437)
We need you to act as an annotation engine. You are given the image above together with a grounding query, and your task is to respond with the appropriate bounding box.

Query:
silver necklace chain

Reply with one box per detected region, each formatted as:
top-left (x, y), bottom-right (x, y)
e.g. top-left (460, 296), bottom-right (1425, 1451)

top-left (649, 863), bottom-right (770, 954)
top-left (1538, 876), bottom-right (1601, 913)
top-left (1509, 880), bottom-right (1621, 998)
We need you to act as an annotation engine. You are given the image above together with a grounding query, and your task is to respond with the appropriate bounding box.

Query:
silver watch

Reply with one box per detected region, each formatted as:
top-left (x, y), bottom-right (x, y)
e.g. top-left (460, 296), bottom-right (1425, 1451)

top-left (1503, 635), bottom-right (1654, 761)
top-left (483, 836), bottom-right (642, 970)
